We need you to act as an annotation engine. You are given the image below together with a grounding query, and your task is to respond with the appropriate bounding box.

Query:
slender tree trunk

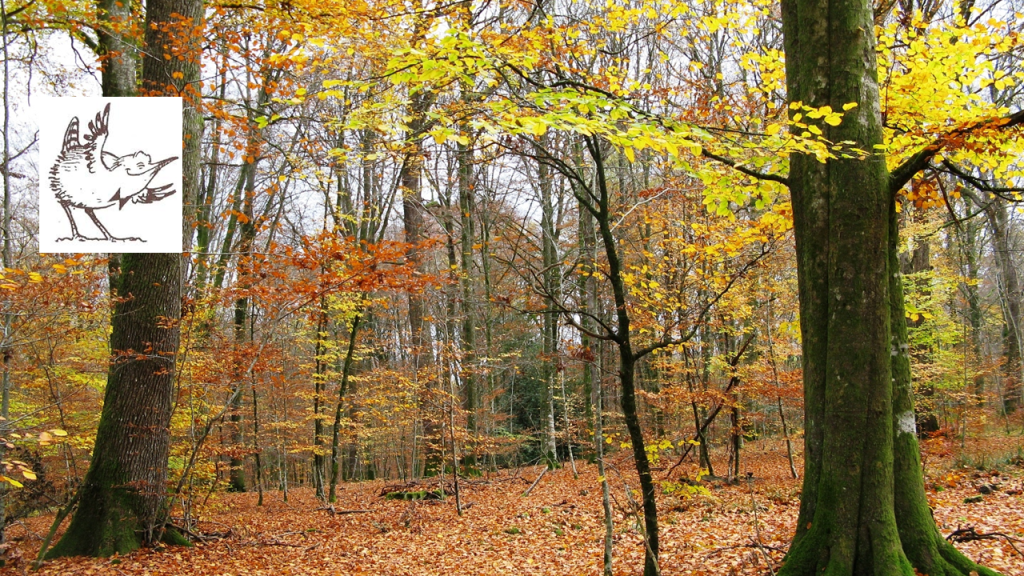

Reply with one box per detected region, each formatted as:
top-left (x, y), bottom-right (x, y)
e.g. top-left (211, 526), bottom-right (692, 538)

top-left (956, 213), bottom-right (986, 399)
top-left (900, 235), bottom-right (940, 434)
top-left (229, 163), bottom-right (257, 493)
top-left (698, 327), bottom-right (715, 475)
top-left (594, 342), bottom-right (613, 576)
top-left (0, 0), bottom-right (15, 542)
top-left (777, 396), bottom-right (798, 479)
top-left (401, 91), bottom-right (436, 477)
top-left (729, 404), bottom-right (741, 481)
top-left (329, 311), bottom-right (360, 502)
top-left (584, 136), bottom-right (658, 576)
top-left (578, 199), bottom-right (596, 427)
top-left (312, 301), bottom-right (328, 500)
top-left (252, 384), bottom-right (263, 506)
top-left (766, 298), bottom-right (798, 479)
top-left (539, 146), bottom-right (560, 466)
top-left (457, 137), bottom-right (478, 465)
top-left (980, 197), bottom-right (1021, 413)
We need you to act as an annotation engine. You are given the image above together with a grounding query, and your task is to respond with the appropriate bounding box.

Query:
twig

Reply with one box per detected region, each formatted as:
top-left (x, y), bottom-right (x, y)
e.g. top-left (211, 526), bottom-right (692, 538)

top-left (33, 490), bottom-right (80, 568)
top-left (746, 473), bottom-right (776, 575)
top-left (947, 525), bottom-right (1024, 559)
top-left (522, 466), bottom-right (548, 496)
top-left (704, 542), bottom-right (789, 558)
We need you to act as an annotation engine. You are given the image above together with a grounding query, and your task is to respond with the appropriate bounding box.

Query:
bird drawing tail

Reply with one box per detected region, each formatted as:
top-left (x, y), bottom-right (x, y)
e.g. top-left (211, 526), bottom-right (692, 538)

top-left (83, 104), bottom-right (110, 144)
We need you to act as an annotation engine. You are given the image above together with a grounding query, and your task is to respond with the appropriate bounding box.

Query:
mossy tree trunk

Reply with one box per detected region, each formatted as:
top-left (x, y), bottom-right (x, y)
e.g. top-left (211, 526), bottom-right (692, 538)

top-left (48, 0), bottom-right (201, 557)
top-left (778, 0), bottom-right (999, 574)
top-left (889, 206), bottom-right (1000, 576)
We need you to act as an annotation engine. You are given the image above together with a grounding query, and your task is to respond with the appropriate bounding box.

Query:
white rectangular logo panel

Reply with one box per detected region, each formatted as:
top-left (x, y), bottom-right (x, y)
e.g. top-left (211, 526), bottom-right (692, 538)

top-left (38, 97), bottom-right (183, 253)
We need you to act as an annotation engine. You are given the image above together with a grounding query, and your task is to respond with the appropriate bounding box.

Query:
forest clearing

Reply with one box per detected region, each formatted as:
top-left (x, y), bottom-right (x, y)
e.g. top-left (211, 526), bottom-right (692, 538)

top-left (6, 439), bottom-right (1024, 575)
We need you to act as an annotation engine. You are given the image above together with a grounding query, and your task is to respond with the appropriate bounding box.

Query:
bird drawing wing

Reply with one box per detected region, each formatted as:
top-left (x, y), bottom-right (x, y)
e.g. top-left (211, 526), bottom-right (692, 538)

top-left (131, 183), bottom-right (177, 205)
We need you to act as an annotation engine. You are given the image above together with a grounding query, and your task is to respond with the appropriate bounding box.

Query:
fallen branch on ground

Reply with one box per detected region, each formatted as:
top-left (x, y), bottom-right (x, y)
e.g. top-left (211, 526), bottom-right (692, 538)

top-left (317, 505), bottom-right (372, 515)
top-left (947, 525), bottom-right (1024, 558)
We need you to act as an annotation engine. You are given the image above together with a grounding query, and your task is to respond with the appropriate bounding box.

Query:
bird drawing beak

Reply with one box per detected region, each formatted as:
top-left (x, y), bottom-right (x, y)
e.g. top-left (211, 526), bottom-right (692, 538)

top-left (147, 156), bottom-right (178, 173)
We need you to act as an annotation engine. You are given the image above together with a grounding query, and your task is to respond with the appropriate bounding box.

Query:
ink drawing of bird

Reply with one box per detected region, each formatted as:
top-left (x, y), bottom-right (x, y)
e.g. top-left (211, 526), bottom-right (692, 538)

top-left (48, 103), bottom-right (178, 242)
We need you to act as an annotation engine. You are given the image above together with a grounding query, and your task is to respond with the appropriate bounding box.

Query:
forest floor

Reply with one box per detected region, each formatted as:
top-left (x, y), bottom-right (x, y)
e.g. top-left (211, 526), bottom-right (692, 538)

top-left (4, 437), bottom-right (1023, 576)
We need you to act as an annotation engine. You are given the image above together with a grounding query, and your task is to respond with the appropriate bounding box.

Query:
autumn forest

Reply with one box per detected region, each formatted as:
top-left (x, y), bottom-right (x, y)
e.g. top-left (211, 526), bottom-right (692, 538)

top-left (0, 0), bottom-right (1023, 573)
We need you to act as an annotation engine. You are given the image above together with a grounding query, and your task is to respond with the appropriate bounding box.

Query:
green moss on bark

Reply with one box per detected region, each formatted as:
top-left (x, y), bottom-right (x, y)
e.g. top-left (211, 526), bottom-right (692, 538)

top-left (889, 208), bottom-right (1002, 576)
top-left (45, 463), bottom-right (142, 558)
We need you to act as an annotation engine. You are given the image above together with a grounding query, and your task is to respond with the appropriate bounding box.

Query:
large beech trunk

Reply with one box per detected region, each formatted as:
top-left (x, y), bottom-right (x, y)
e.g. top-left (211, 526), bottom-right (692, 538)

top-left (779, 0), bottom-right (998, 574)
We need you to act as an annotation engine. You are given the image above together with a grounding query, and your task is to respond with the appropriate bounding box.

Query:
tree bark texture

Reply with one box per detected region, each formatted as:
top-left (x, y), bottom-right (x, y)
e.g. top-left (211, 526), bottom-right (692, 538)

top-left (47, 254), bottom-right (181, 557)
top-left (782, 0), bottom-right (910, 571)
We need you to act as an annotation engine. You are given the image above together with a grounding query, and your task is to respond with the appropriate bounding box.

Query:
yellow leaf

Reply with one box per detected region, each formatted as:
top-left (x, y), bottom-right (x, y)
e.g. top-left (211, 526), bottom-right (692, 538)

top-left (765, 124), bottom-right (781, 136)
top-left (624, 146), bottom-right (635, 163)
top-left (842, 102), bottom-right (858, 111)
top-left (22, 470), bottom-right (36, 481)
top-left (824, 115), bottom-right (843, 126)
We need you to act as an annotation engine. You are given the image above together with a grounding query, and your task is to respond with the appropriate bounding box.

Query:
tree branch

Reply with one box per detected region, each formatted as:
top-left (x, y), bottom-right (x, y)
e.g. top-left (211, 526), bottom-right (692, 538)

top-left (889, 107), bottom-right (1024, 198)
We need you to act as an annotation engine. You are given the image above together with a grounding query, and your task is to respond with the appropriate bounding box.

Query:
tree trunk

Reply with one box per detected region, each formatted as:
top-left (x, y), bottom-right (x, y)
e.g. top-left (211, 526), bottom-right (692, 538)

top-left (955, 212), bottom-right (986, 399)
top-left (457, 137), bottom-right (478, 463)
top-left (229, 164), bottom-right (257, 493)
top-left (729, 404), bottom-right (741, 482)
top-left (312, 301), bottom-right (328, 500)
top-left (899, 235), bottom-right (940, 434)
top-left (779, 0), bottom-right (998, 573)
top-left (981, 197), bottom-right (1021, 413)
top-left (584, 136), bottom-right (659, 576)
top-left (889, 204), bottom-right (1000, 576)
top-left (48, 0), bottom-right (201, 556)
top-left (401, 90), bottom-right (437, 477)
top-left (329, 311), bottom-right (360, 501)
top-left (594, 342), bottom-right (613, 576)
top-left (781, 0), bottom-right (909, 571)
top-left (0, 0), bottom-right (23, 543)
top-left (47, 255), bottom-right (181, 557)
top-left (539, 144), bottom-right (560, 466)
top-left (252, 384), bottom-right (263, 506)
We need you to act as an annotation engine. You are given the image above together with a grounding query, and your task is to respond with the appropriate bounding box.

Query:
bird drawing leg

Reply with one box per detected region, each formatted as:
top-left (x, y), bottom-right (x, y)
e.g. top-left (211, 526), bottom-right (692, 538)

top-left (85, 208), bottom-right (142, 242)
top-left (56, 202), bottom-right (102, 242)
